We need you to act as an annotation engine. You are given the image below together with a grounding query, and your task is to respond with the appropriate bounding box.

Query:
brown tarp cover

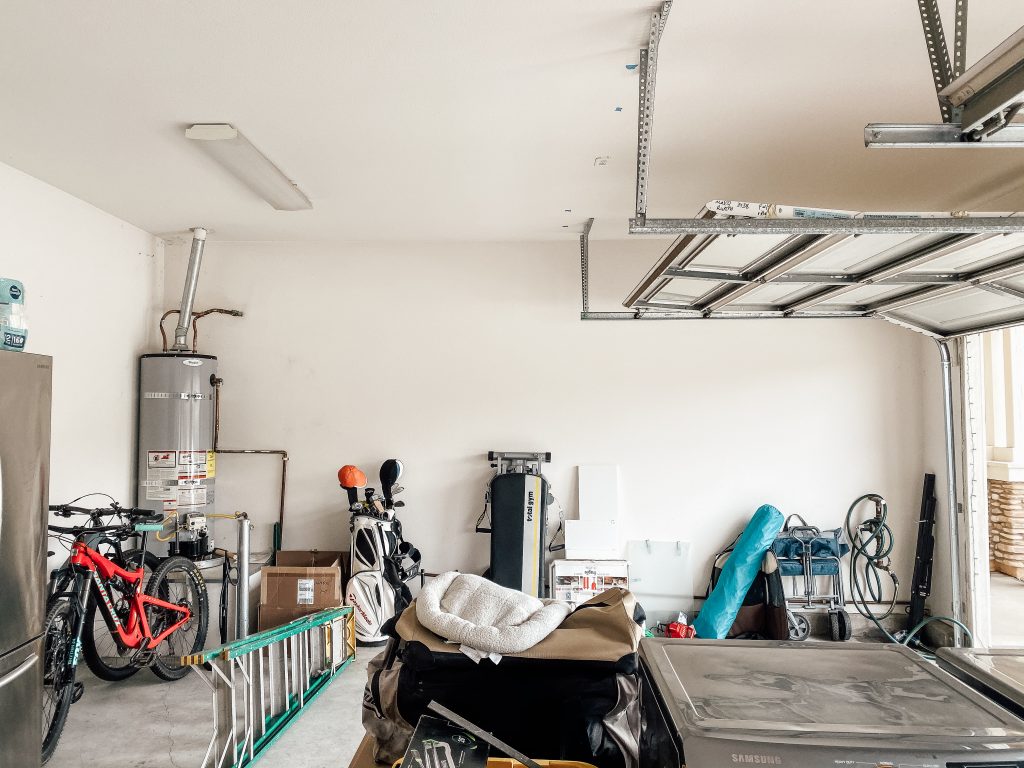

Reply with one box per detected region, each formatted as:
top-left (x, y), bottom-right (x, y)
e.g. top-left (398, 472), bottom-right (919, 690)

top-left (394, 587), bottom-right (642, 664)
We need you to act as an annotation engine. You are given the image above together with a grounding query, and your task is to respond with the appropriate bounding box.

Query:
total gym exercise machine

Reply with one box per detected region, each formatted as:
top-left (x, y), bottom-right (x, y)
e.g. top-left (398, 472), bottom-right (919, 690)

top-left (475, 451), bottom-right (555, 598)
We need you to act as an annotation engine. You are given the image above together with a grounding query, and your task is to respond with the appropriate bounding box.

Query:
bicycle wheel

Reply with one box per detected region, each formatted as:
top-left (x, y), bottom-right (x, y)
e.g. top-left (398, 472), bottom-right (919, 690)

top-left (145, 556), bottom-right (208, 681)
top-left (42, 599), bottom-right (77, 764)
top-left (82, 549), bottom-right (160, 681)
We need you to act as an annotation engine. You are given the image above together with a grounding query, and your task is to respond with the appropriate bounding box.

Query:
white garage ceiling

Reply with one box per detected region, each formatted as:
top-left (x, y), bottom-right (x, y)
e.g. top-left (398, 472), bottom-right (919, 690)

top-left (1, 1), bottom-right (1023, 242)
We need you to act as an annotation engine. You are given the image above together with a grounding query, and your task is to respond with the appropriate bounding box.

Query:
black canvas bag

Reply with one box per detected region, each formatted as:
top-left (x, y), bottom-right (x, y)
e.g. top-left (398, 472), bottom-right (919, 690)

top-left (707, 547), bottom-right (788, 640)
top-left (362, 588), bottom-right (644, 768)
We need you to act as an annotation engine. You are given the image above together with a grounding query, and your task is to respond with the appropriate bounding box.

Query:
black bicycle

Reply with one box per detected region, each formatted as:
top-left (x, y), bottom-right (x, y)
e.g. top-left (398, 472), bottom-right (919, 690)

top-left (42, 499), bottom-right (209, 763)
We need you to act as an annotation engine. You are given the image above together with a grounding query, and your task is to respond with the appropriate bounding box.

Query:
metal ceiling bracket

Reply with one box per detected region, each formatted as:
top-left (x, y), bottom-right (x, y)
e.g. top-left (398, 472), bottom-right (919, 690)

top-left (869, 4), bottom-right (1024, 146)
top-left (582, 311), bottom-right (696, 321)
top-left (958, 60), bottom-right (1024, 137)
top-left (634, 2), bottom-right (672, 225)
top-left (579, 310), bottom-right (872, 322)
top-left (953, 0), bottom-right (969, 80)
top-left (580, 218), bottom-right (594, 315)
top-left (628, 216), bottom-right (1024, 235)
top-left (864, 123), bottom-right (1024, 148)
top-left (917, 0), bottom-right (955, 122)
top-left (622, 209), bottom-right (1024, 338)
top-left (665, 269), bottom-right (966, 286)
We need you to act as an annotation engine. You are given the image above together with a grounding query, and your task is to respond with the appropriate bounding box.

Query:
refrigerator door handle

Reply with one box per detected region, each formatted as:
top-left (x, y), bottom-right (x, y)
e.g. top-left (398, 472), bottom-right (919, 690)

top-left (0, 653), bottom-right (37, 691)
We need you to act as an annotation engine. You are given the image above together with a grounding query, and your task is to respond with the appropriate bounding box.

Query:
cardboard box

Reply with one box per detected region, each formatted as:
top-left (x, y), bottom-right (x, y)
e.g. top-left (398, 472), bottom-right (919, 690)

top-left (258, 563), bottom-right (343, 631)
top-left (274, 549), bottom-right (348, 572)
top-left (274, 548), bottom-right (350, 591)
top-left (348, 734), bottom-right (383, 768)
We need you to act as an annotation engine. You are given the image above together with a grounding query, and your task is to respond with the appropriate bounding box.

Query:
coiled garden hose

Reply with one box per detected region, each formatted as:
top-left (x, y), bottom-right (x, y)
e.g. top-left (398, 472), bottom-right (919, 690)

top-left (845, 493), bottom-right (973, 652)
top-left (846, 494), bottom-right (899, 621)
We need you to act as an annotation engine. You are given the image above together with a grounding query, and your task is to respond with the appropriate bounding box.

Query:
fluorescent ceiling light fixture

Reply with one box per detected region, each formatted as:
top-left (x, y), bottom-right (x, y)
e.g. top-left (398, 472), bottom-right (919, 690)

top-left (185, 124), bottom-right (312, 211)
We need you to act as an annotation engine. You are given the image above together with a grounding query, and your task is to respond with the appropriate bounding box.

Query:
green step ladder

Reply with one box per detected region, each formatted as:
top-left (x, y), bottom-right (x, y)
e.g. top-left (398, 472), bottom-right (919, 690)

top-left (184, 606), bottom-right (356, 768)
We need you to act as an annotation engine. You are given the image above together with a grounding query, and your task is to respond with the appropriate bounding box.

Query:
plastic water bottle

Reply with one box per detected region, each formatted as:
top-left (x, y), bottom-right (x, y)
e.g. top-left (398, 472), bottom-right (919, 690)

top-left (0, 278), bottom-right (27, 351)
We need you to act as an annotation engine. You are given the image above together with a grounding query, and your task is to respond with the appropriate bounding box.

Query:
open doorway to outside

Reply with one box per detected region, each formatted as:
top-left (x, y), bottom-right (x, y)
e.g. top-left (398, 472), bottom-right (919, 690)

top-left (972, 328), bottom-right (1024, 646)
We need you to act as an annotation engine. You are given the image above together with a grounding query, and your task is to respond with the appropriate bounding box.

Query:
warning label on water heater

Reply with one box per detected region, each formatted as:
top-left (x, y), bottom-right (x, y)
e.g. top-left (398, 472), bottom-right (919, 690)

top-left (179, 450), bottom-right (207, 465)
top-left (144, 447), bottom-right (215, 511)
top-left (145, 486), bottom-right (177, 501)
top-left (177, 487), bottom-right (207, 508)
top-left (177, 450), bottom-right (211, 481)
top-left (148, 451), bottom-right (176, 469)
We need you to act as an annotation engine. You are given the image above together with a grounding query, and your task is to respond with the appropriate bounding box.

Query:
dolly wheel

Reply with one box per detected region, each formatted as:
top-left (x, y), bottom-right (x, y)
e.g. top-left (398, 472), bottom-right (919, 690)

top-left (788, 612), bottom-right (810, 641)
top-left (829, 610), bottom-right (853, 641)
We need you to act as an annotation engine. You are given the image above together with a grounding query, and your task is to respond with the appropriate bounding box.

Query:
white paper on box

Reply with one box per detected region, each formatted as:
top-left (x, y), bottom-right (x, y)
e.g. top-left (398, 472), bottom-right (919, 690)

top-left (296, 578), bottom-right (314, 605)
top-left (578, 465), bottom-right (620, 522)
top-left (565, 519), bottom-right (619, 560)
top-left (551, 559), bottom-right (629, 610)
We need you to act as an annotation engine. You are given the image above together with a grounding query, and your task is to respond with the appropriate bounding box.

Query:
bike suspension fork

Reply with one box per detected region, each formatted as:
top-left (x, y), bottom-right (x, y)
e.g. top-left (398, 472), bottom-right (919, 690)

top-left (67, 570), bottom-right (92, 668)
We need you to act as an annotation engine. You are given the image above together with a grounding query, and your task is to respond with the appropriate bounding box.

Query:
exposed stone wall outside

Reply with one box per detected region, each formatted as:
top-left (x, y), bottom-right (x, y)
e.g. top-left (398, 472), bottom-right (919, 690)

top-left (989, 478), bottom-right (1024, 580)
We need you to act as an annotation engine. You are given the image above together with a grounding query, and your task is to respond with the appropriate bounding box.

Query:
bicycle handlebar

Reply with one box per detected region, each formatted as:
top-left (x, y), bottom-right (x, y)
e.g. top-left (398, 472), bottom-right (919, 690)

top-left (47, 501), bottom-right (163, 540)
top-left (48, 504), bottom-right (95, 515)
top-left (47, 523), bottom-right (128, 535)
top-left (49, 503), bottom-right (160, 521)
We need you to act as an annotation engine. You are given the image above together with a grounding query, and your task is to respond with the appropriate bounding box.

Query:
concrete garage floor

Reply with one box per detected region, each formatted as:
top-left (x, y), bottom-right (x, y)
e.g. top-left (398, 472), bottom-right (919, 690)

top-left (48, 649), bottom-right (373, 768)
top-left (44, 578), bottom-right (1022, 768)
top-left (991, 572), bottom-right (1024, 647)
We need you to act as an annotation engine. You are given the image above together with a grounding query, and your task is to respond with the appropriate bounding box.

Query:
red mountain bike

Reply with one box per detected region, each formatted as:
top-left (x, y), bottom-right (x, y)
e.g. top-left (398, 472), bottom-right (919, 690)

top-left (42, 501), bottom-right (208, 763)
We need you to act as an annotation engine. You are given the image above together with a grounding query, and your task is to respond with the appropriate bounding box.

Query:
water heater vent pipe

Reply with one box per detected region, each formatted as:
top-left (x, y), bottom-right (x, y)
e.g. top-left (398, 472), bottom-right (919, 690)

top-left (171, 227), bottom-right (208, 351)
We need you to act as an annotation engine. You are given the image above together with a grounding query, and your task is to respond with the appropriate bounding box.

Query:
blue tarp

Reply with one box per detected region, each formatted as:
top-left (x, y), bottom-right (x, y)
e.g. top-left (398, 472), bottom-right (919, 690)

top-left (692, 504), bottom-right (785, 639)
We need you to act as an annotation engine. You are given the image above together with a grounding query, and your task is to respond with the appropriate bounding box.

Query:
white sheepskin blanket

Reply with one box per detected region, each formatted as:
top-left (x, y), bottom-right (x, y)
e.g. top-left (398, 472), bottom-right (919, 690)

top-left (416, 572), bottom-right (571, 661)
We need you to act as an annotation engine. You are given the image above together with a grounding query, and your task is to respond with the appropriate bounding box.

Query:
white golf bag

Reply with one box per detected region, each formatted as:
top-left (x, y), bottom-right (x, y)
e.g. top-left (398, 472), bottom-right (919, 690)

top-left (340, 460), bottom-right (421, 646)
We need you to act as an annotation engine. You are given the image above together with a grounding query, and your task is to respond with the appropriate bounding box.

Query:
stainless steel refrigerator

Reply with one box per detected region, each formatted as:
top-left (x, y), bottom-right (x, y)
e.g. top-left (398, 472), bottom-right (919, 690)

top-left (0, 350), bottom-right (50, 768)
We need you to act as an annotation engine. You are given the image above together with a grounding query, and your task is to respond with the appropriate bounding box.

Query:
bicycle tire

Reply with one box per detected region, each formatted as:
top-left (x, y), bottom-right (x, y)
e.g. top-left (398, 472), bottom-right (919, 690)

top-left (146, 556), bottom-right (208, 681)
top-left (81, 549), bottom-right (161, 681)
top-left (42, 599), bottom-right (77, 764)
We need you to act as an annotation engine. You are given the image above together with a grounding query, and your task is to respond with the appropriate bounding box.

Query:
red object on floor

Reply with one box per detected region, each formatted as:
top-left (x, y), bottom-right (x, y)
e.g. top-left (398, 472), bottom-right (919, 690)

top-left (665, 621), bottom-right (696, 639)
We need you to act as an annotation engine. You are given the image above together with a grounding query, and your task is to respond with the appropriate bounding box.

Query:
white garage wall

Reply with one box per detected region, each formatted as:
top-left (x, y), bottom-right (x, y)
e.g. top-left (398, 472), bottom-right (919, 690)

top-left (164, 236), bottom-right (946, 599)
top-left (0, 162), bottom-right (164, 508)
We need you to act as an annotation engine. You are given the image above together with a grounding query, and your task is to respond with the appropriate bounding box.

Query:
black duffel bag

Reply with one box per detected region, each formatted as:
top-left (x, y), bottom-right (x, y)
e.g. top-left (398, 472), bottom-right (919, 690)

top-left (362, 588), bottom-right (644, 768)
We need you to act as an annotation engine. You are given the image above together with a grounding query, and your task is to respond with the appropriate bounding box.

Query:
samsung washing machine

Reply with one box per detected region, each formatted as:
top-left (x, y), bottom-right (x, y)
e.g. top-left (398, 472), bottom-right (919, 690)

top-left (640, 638), bottom-right (1024, 768)
top-left (937, 647), bottom-right (1024, 721)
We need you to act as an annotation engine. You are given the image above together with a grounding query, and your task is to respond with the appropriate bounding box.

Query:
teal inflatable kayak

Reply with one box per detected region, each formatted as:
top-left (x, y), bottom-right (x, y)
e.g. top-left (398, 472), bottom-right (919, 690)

top-left (692, 504), bottom-right (785, 639)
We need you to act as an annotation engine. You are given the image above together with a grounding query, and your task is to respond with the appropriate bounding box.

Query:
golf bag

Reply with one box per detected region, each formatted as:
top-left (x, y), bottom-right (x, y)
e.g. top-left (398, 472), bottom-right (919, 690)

top-left (476, 451), bottom-right (554, 597)
top-left (340, 461), bottom-right (421, 646)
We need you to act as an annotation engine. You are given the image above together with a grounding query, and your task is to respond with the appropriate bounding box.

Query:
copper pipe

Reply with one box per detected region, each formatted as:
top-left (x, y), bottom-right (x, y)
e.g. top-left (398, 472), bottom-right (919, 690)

top-left (159, 310), bottom-right (180, 352)
top-left (190, 308), bottom-right (244, 353)
top-left (157, 307), bottom-right (242, 354)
